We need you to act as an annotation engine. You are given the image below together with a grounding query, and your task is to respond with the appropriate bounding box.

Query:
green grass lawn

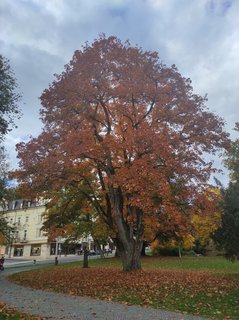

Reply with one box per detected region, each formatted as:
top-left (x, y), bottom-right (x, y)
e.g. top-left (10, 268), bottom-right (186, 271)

top-left (0, 315), bottom-right (31, 320)
top-left (0, 314), bottom-right (39, 320)
top-left (86, 255), bottom-right (239, 272)
top-left (0, 315), bottom-right (18, 320)
top-left (8, 256), bottom-right (239, 320)
top-left (0, 309), bottom-right (38, 320)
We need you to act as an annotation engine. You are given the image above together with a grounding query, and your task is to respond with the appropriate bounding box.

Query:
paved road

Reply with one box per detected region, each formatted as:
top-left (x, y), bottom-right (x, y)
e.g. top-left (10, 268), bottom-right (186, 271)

top-left (3, 254), bottom-right (88, 266)
top-left (0, 261), bottom-right (208, 320)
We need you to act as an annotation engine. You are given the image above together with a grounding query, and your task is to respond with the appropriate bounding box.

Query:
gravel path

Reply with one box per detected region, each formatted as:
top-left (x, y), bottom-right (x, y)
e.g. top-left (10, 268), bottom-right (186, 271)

top-left (0, 267), bottom-right (208, 320)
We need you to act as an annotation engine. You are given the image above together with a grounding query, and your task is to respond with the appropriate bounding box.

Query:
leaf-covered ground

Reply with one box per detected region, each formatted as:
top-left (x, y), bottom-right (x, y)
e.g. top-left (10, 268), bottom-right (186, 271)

top-left (0, 302), bottom-right (47, 320)
top-left (9, 262), bottom-right (239, 320)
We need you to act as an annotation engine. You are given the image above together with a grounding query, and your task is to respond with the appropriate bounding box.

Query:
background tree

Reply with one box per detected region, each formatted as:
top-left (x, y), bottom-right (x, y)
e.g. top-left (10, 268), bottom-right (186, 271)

top-left (42, 179), bottom-right (110, 258)
top-left (0, 54), bottom-right (21, 243)
top-left (214, 181), bottom-right (239, 261)
top-left (192, 187), bottom-right (222, 254)
top-left (224, 122), bottom-right (239, 182)
top-left (146, 187), bottom-right (222, 257)
top-left (0, 54), bottom-right (21, 141)
top-left (0, 147), bottom-right (16, 242)
top-left (0, 146), bottom-right (9, 204)
top-left (0, 146), bottom-right (9, 243)
top-left (214, 123), bottom-right (239, 261)
top-left (13, 36), bottom-right (229, 271)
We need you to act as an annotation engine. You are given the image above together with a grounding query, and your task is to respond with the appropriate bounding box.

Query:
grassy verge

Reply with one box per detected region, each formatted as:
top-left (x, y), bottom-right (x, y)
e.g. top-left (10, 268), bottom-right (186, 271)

top-left (8, 256), bottom-right (239, 319)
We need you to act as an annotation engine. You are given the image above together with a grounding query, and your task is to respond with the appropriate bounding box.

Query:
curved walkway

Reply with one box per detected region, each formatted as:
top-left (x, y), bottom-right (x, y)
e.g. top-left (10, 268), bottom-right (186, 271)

top-left (0, 266), bottom-right (208, 320)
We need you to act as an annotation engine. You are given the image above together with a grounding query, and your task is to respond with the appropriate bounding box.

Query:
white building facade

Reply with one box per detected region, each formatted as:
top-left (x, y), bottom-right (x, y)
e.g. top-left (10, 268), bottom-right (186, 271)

top-left (1, 200), bottom-right (96, 259)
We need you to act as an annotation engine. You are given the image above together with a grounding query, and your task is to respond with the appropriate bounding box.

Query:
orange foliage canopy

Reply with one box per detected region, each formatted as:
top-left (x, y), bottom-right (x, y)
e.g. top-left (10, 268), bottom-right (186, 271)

top-left (13, 36), bottom-right (229, 271)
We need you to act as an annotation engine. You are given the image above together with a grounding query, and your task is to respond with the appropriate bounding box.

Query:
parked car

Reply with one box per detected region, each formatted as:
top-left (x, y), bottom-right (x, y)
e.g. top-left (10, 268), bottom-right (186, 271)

top-left (104, 248), bottom-right (112, 254)
top-left (89, 250), bottom-right (98, 256)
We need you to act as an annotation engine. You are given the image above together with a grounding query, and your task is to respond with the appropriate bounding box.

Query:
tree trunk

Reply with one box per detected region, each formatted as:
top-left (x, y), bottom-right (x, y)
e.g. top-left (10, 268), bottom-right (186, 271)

top-left (178, 246), bottom-right (182, 258)
top-left (116, 238), bottom-right (143, 272)
top-left (114, 247), bottom-right (121, 257)
top-left (95, 240), bottom-right (105, 258)
top-left (109, 186), bottom-right (144, 271)
top-left (83, 247), bottom-right (89, 268)
top-left (141, 240), bottom-right (148, 256)
top-left (121, 247), bottom-right (142, 271)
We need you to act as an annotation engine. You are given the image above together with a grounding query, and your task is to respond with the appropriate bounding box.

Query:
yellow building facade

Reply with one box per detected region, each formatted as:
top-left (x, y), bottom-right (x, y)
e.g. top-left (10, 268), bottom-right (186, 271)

top-left (2, 200), bottom-right (50, 259)
top-left (1, 200), bottom-right (100, 259)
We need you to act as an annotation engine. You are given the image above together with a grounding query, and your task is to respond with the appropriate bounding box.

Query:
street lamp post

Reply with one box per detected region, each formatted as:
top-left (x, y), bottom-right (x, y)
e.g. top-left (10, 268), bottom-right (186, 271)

top-left (8, 230), bottom-right (16, 258)
top-left (55, 236), bottom-right (62, 265)
top-left (83, 242), bottom-right (89, 268)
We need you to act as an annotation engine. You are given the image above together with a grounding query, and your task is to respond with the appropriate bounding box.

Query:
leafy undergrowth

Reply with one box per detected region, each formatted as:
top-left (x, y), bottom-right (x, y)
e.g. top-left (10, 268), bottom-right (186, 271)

top-left (0, 303), bottom-right (47, 320)
top-left (9, 261), bottom-right (239, 320)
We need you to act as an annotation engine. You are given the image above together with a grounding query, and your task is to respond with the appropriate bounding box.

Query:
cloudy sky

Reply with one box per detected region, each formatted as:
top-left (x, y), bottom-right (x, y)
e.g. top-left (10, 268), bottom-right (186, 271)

top-left (1, 0), bottom-right (239, 184)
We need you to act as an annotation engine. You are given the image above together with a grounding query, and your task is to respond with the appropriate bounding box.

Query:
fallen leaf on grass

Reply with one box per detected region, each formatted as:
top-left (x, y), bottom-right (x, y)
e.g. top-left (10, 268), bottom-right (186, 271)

top-left (8, 266), bottom-right (239, 319)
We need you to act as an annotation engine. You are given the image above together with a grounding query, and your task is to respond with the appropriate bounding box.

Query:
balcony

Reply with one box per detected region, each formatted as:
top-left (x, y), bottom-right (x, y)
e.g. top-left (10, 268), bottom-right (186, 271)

top-left (20, 238), bottom-right (28, 243)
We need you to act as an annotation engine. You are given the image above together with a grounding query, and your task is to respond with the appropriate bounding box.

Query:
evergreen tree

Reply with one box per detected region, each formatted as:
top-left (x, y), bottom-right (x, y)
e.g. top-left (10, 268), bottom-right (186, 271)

top-left (214, 123), bottom-right (239, 261)
top-left (214, 181), bottom-right (239, 261)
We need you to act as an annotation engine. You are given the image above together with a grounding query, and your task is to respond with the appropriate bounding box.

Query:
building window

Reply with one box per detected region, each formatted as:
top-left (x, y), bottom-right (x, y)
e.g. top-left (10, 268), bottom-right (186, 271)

top-left (36, 228), bottom-right (42, 237)
top-left (17, 217), bottom-right (21, 225)
top-left (23, 230), bottom-right (27, 240)
top-left (22, 200), bottom-right (28, 209)
top-left (13, 246), bottom-right (24, 257)
top-left (15, 231), bottom-right (19, 242)
top-left (37, 214), bottom-right (43, 224)
top-left (25, 216), bottom-right (29, 223)
top-left (30, 245), bottom-right (41, 256)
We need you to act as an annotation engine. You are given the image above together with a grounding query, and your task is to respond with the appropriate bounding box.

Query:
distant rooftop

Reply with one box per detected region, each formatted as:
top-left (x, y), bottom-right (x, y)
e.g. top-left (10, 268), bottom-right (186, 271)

top-left (0, 199), bottom-right (47, 212)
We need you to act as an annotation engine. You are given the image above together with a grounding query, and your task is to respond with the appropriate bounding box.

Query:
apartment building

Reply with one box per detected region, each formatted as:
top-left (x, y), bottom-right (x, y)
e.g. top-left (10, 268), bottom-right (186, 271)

top-left (1, 199), bottom-right (50, 259)
top-left (1, 199), bottom-right (95, 259)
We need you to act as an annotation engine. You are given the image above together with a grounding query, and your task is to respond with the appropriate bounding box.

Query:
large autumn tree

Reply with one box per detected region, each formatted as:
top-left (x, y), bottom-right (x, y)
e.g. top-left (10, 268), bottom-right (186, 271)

top-left (14, 36), bottom-right (229, 271)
